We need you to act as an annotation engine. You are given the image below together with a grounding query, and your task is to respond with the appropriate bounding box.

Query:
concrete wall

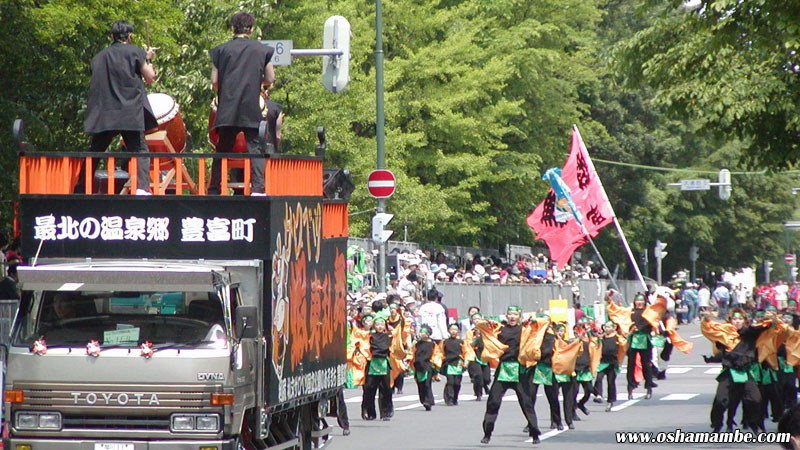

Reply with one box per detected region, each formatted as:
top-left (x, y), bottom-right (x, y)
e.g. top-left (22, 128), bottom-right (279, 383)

top-left (436, 279), bottom-right (645, 318)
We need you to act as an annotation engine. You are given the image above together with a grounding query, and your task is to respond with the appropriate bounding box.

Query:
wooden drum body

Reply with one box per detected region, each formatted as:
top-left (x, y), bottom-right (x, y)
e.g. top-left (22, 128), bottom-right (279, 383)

top-left (147, 93), bottom-right (186, 152)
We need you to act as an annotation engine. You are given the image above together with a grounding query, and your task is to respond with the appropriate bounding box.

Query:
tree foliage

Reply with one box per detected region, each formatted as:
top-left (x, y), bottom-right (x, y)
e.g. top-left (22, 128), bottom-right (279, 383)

top-left (616, 0), bottom-right (800, 169)
top-left (0, 0), bottom-right (798, 280)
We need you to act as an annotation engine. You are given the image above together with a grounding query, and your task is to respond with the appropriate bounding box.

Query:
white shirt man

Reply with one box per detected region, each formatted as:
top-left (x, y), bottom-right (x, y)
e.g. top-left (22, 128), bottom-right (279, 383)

top-left (417, 300), bottom-right (448, 341)
top-left (733, 284), bottom-right (747, 307)
top-left (775, 282), bottom-right (789, 309)
top-left (397, 272), bottom-right (418, 299)
top-left (698, 285), bottom-right (711, 309)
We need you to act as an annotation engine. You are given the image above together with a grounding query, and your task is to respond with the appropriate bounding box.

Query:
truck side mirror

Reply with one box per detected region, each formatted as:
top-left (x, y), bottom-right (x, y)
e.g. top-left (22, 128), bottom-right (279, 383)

top-left (235, 306), bottom-right (259, 339)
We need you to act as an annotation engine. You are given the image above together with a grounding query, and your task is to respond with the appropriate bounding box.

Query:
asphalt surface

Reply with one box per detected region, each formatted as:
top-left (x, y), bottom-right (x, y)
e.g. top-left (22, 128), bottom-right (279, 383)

top-left (325, 322), bottom-right (789, 449)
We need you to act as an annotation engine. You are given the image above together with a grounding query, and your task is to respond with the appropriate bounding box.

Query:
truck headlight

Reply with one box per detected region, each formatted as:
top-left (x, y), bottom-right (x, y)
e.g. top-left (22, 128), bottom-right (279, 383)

top-left (16, 413), bottom-right (38, 429)
top-left (38, 413), bottom-right (62, 429)
top-left (171, 415), bottom-right (195, 431)
top-left (15, 412), bottom-right (61, 430)
top-left (170, 413), bottom-right (220, 432)
top-left (195, 415), bottom-right (219, 431)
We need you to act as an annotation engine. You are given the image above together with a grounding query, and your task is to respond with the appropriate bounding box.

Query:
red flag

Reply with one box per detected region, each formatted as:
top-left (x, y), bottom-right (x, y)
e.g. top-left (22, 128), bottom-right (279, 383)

top-left (560, 127), bottom-right (614, 235)
top-left (526, 195), bottom-right (588, 268)
top-left (526, 127), bottom-right (614, 268)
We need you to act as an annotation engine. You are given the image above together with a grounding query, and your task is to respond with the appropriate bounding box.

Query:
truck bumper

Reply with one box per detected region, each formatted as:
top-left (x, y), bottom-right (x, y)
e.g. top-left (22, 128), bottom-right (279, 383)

top-left (2, 438), bottom-right (237, 450)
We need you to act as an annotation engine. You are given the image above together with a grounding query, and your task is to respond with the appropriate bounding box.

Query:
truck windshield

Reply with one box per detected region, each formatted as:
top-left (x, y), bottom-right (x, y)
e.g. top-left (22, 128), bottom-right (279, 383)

top-left (13, 290), bottom-right (228, 348)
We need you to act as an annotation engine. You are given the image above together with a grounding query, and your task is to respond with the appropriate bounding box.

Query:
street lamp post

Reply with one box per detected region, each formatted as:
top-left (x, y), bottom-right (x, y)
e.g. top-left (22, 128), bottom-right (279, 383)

top-left (375, 0), bottom-right (387, 292)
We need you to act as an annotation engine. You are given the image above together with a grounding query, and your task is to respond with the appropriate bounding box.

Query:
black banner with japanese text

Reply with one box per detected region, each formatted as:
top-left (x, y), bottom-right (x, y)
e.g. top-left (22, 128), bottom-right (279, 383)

top-left (19, 195), bottom-right (272, 260)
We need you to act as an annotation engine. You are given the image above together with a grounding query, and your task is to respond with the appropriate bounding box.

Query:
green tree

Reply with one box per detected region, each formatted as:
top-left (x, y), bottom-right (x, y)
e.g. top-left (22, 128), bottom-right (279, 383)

top-left (616, 0), bottom-right (800, 169)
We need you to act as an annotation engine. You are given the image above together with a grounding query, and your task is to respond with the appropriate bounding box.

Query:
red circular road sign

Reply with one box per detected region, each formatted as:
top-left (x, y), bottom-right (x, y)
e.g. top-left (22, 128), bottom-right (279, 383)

top-left (367, 170), bottom-right (396, 198)
top-left (786, 254), bottom-right (795, 264)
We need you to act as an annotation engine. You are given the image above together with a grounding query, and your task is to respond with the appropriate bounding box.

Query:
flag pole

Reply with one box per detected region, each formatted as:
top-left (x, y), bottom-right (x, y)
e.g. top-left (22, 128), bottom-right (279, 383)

top-left (578, 222), bottom-right (620, 293)
top-left (573, 125), bottom-right (648, 293)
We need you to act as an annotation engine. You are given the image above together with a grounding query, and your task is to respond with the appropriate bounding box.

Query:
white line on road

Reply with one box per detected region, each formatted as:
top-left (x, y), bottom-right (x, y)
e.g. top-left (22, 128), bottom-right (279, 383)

top-left (524, 428), bottom-right (567, 443)
top-left (660, 393), bottom-right (699, 401)
top-left (610, 393), bottom-right (645, 411)
top-left (690, 334), bottom-right (703, 338)
top-left (665, 367), bottom-right (692, 374)
top-left (705, 368), bottom-right (722, 375)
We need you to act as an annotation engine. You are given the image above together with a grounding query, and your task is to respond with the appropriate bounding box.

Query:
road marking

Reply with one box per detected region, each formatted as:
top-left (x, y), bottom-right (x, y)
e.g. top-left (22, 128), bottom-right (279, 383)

top-left (347, 391), bottom-right (514, 403)
top-left (705, 368), bottom-right (722, 375)
top-left (690, 334), bottom-right (703, 338)
top-left (666, 367), bottom-right (692, 374)
top-left (665, 364), bottom-right (721, 368)
top-left (396, 397), bottom-right (447, 411)
top-left (610, 393), bottom-right (645, 411)
top-left (660, 393), bottom-right (699, 401)
top-left (395, 402), bottom-right (425, 411)
top-left (524, 428), bottom-right (567, 443)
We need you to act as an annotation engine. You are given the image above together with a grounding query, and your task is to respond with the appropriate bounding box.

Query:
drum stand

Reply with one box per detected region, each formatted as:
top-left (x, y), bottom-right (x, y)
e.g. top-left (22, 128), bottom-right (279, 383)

top-left (120, 130), bottom-right (198, 194)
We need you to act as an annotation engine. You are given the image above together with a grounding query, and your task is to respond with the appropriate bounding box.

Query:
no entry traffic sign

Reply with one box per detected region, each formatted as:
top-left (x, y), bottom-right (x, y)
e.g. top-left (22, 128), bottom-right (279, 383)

top-left (786, 254), bottom-right (795, 264)
top-left (367, 170), bottom-right (395, 198)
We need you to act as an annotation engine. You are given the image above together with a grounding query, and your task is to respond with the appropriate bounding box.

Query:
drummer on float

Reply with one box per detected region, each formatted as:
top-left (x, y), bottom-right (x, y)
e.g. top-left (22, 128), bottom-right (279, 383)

top-left (79, 20), bottom-right (155, 195)
top-left (208, 11), bottom-right (275, 196)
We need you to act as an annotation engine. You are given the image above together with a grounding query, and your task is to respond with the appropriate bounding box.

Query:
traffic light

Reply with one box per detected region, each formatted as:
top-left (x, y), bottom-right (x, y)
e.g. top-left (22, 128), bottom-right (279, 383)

top-left (689, 245), bottom-right (699, 262)
top-left (765, 260), bottom-right (773, 273)
top-left (372, 213), bottom-right (394, 243)
top-left (322, 16), bottom-right (351, 93)
top-left (792, 267), bottom-right (798, 280)
top-left (718, 169), bottom-right (731, 201)
top-left (654, 240), bottom-right (668, 260)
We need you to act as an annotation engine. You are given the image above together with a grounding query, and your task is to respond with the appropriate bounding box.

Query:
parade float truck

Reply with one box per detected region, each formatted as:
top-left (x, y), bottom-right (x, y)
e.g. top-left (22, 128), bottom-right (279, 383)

top-left (2, 124), bottom-right (352, 450)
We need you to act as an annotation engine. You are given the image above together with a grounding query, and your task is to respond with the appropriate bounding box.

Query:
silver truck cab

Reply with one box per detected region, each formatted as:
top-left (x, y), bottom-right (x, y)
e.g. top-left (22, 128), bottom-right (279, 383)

top-left (5, 259), bottom-right (262, 450)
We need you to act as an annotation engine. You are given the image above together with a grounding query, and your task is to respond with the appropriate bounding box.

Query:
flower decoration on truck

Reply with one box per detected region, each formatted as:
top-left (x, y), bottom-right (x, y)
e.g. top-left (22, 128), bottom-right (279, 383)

top-left (86, 340), bottom-right (101, 357)
top-left (31, 337), bottom-right (47, 355)
top-left (140, 341), bottom-right (153, 359)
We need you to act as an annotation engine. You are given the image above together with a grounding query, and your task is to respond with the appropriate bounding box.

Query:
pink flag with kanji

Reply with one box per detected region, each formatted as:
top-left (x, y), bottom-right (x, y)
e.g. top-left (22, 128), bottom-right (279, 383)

top-left (526, 126), bottom-right (614, 268)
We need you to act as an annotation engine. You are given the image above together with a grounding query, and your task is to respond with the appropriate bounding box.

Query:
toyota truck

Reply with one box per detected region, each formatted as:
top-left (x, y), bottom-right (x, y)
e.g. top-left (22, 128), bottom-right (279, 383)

top-left (2, 133), bottom-right (351, 450)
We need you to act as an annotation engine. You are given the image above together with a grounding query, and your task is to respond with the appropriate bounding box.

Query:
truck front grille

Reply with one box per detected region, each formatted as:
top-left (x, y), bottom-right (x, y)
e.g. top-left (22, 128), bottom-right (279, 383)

top-left (63, 414), bottom-right (171, 430)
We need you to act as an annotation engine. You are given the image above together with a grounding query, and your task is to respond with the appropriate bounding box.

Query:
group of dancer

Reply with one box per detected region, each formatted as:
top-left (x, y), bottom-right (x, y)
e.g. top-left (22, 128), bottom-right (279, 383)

top-left (345, 287), bottom-right (694, 445)
top-left (346, 303), bottom-right (475, 424)
top-left (701, 302), bottom-right (800, 433)
top-left (475, 287), bottom-right (692, 444)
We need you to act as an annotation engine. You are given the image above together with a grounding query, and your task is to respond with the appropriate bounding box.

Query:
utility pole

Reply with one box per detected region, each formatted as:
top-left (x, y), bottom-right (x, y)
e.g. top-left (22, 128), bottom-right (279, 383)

top-left (375, 0), bottom-right (386, 292)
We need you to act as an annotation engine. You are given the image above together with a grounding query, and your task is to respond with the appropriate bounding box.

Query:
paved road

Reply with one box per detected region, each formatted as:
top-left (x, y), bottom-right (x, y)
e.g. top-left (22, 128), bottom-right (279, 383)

top-left (325, 322), bottom-right (787, 449)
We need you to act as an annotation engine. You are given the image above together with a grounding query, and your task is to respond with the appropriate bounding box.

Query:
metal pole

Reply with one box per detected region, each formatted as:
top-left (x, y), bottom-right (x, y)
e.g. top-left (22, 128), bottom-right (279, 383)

top-left (376, 0), bottom-right (386, 293)
top-left (765, 260), bottom-right (771, 284)
top-left (656, 255), bottom-right (662, 285)
top-left (691, 259), bottom-right (696, 284)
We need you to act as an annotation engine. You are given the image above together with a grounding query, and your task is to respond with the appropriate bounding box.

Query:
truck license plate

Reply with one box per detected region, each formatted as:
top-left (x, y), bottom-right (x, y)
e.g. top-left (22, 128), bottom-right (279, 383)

top-left (94, 444), bottom-right (134, 450)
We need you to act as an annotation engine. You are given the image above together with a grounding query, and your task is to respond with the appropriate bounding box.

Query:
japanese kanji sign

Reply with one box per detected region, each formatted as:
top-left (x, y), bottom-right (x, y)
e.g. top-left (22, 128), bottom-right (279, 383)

top-left (20, 196), bottom-right (270, 259)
